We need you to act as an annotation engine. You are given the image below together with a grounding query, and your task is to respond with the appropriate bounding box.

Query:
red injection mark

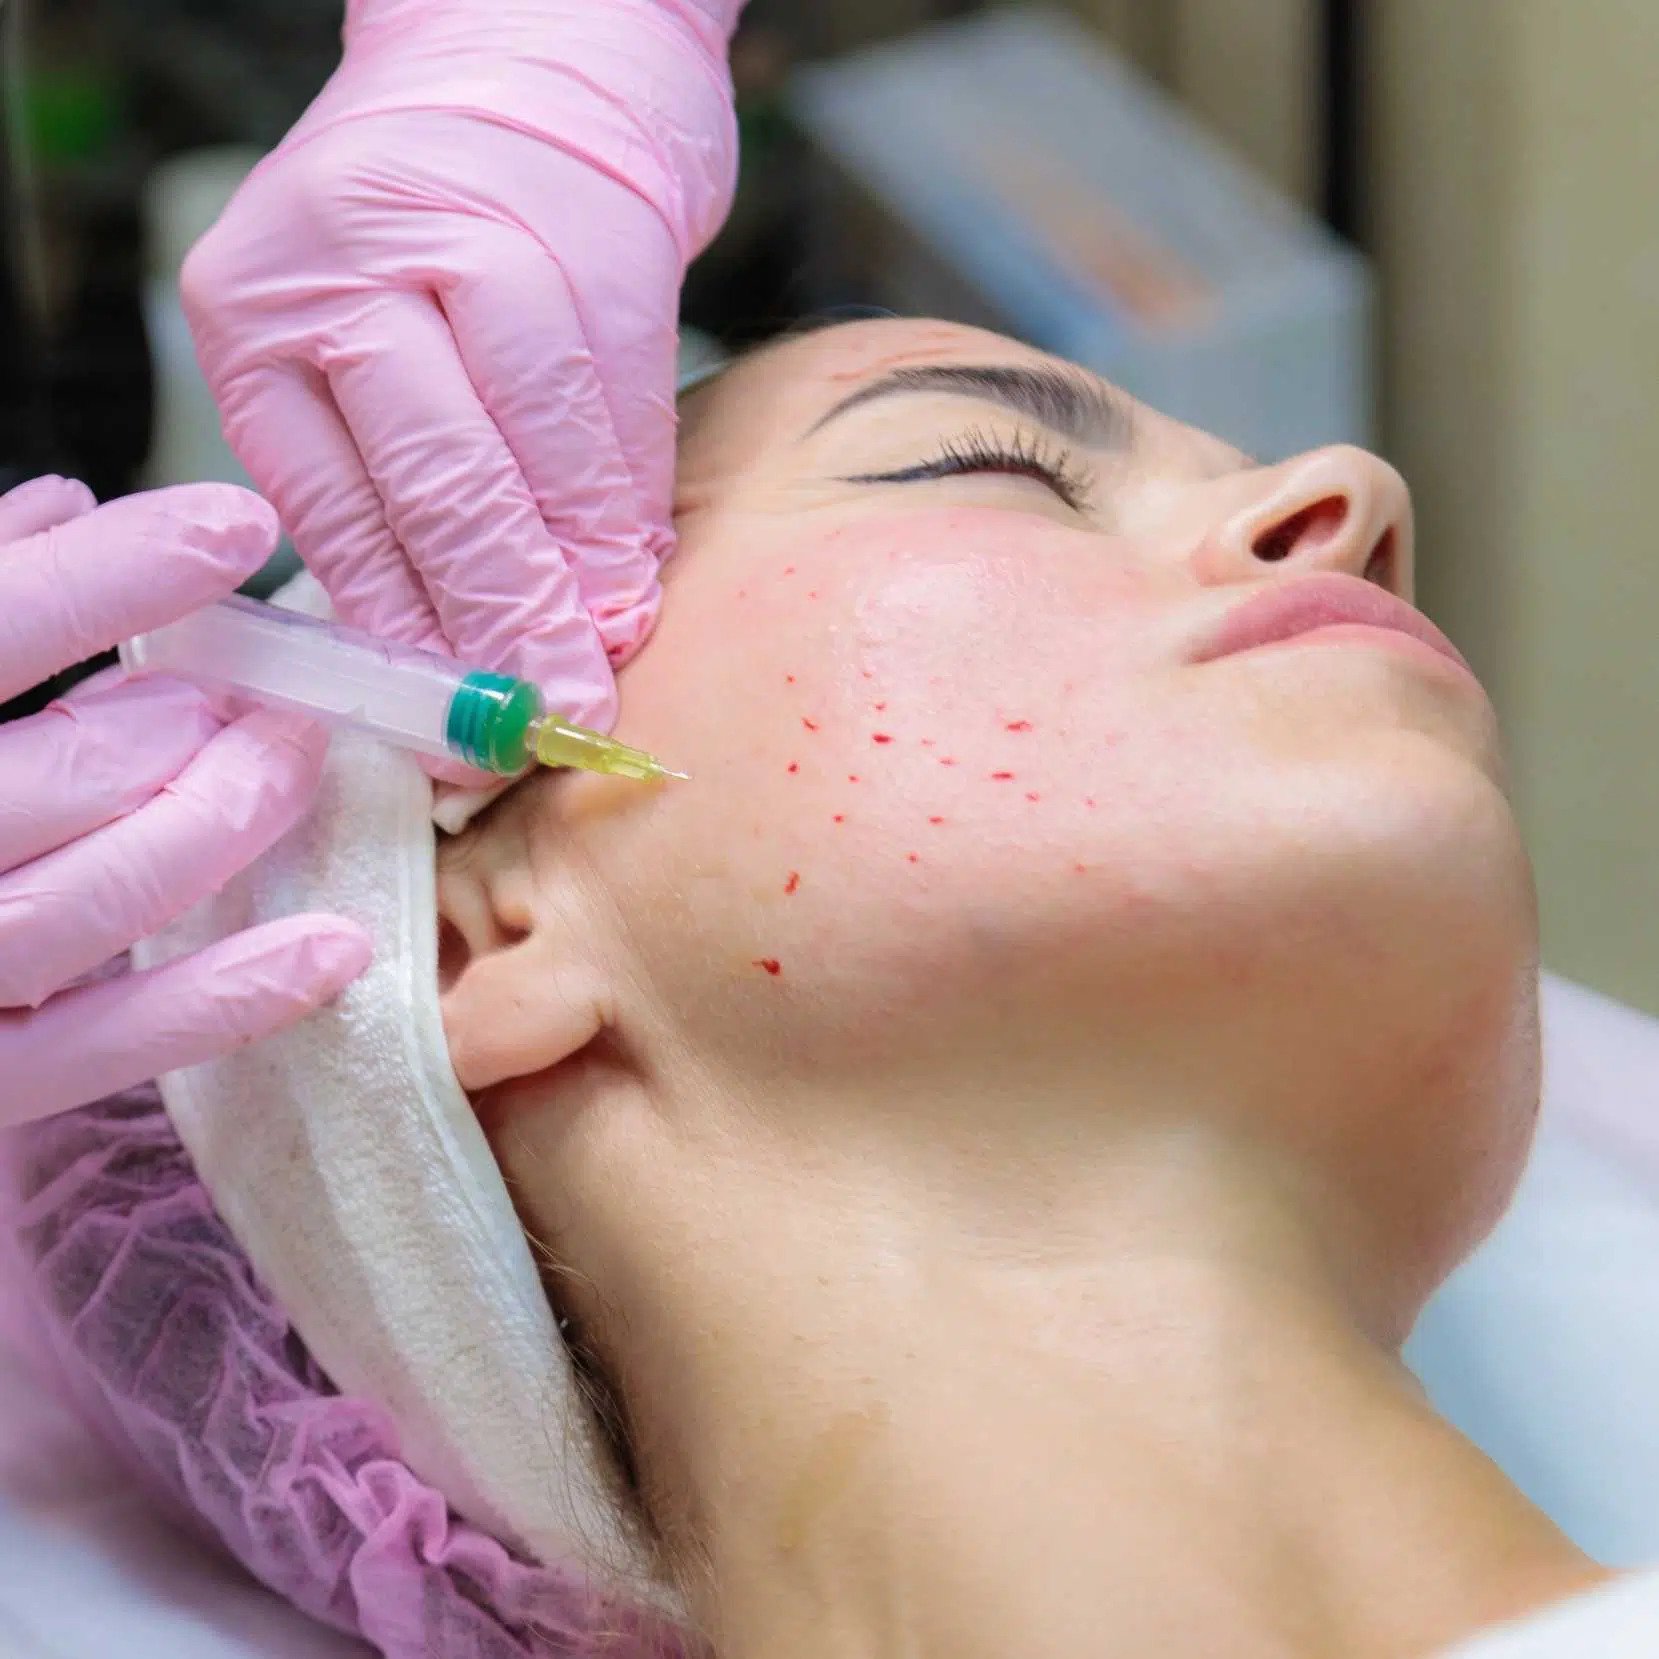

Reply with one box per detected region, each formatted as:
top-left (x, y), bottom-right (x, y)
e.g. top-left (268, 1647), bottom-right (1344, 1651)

top-left (802, 717), bottom-right (819, 732)
top-left (991, 771), bottom-right (1016, 781)
top-left (1006, 719), bottom-right (1033, 732)
top-left (753, 957), bottom-right (782, 976)
top-left (928, 815), bottom-right (945, 825)
top-left (784, 871), bottom-right (800, 895)
top-left (872, 733), bottom-right (893, 744)
top-left (787, 762), bottom-right (799, 774)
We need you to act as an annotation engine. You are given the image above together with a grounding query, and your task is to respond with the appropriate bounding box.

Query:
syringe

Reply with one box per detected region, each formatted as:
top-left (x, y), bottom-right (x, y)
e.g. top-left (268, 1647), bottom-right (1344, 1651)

top-left (120, 594), bottom-right (688, 783)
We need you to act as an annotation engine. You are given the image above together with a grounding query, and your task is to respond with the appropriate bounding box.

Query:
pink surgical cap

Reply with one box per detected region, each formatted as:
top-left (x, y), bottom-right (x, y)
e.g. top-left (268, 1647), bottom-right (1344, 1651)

top-left (2, 1086), bottom-right (689, 1659)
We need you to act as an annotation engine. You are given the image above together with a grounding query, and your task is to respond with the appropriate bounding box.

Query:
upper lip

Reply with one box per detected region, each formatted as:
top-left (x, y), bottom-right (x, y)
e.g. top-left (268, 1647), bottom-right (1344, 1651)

top-left (1191, 573), bottom-right (1474, 676)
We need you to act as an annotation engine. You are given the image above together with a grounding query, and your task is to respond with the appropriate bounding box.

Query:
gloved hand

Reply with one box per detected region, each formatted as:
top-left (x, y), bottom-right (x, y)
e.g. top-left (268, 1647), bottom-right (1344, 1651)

top-left (0, 476), bottom-right (373, 1126)
top-left (181, 0), bottom-right (744, 762)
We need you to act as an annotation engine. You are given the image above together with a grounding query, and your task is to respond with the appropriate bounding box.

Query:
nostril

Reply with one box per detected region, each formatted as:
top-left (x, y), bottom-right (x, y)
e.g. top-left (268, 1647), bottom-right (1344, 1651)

top-left (1363, 528), bottom-right (1396, 587)
top-left (1252, 495), bottom-right (1349, 563)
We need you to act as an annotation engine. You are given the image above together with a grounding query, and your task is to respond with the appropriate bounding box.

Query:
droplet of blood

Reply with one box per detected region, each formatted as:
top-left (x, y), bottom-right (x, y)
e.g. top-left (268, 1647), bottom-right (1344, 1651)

top-left (991, 771), bottom-right (1016, 781)
top-left (787, 762), bottom-right (799, 774)
top-left (753, 958), bottom-right (782, 976)
top-left (1006, 719), bottom-right (1032, 732)
top-left (872, 733), bottom-right (893, 744)
top-left (784, 871), bottom-right (800, 895)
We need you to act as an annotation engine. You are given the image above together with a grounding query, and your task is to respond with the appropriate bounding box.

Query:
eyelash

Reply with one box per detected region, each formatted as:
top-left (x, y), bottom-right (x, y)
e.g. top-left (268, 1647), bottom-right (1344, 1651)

top-left (848, 426), bottom-right (1094, 510)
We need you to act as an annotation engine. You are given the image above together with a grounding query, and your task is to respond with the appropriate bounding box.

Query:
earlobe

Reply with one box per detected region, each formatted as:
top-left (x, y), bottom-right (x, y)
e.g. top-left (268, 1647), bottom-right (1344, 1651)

top-left (438, 911), bottom-right (608, 1094)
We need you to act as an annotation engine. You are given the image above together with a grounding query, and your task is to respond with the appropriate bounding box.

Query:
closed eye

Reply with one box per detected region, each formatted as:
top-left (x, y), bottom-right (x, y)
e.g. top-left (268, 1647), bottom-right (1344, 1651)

top-left (843, 426), bottom-right (1094, 511)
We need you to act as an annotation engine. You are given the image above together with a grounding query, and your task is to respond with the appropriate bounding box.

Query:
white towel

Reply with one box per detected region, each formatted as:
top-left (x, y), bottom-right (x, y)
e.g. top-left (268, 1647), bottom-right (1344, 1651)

top-left (130, 572), bottom-right (667, 1607)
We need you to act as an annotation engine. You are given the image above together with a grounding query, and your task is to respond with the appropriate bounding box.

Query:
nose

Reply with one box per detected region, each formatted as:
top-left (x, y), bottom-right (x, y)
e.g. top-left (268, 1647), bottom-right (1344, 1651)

top-left (1199, 446), bottom-right (1415, 596)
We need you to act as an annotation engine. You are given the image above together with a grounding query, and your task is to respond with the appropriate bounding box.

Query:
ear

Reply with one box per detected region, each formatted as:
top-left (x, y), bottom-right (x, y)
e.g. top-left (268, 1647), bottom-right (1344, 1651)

top-left (436, 872), bottom-right (610, 1094)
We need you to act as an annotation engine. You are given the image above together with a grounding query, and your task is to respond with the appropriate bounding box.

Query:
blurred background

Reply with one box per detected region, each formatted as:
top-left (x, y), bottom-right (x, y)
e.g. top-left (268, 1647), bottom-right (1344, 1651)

top-left (3, 0), bottom-right (1657, 1013)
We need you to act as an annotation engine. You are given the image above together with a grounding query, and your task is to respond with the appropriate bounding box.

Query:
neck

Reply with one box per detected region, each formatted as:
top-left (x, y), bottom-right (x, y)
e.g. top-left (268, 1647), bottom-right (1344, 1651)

top-left (599, 1107), bottom-right (1603, 1659)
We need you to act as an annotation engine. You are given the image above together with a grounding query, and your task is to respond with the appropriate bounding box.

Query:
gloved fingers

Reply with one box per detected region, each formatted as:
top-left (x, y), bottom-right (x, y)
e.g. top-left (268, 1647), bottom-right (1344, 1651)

top-left (67, 657), bottom-right (248, 727)
top-left (322, 289), bottom-right (617, 727)
top-left (0, 675), bottom-right (221, 873)
top-left (491, 144), bottom-right (684, 552)
top-left (0, 474), bottom-right (97, 542)
top-left (0, 484), bottom-right (280, 702)
top-left (0, 913), bottom-right (373, 1127)
top-left (0, 707), bottom-right (329, 1009)
top-left (62, 662), bottom-right (132, 698)
top-left (213, 361), bottom-right (454, 659)
top-left (439, 212), bottom-right (670, 684)
top-left (204, 364), bottom-right (501, 786)
top-left (559, 176), bottom-right (687, 554)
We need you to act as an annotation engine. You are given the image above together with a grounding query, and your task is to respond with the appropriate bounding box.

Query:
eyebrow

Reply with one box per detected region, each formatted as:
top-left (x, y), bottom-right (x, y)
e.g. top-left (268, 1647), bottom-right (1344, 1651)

top-left (802, 363), bottom-right (1134, 450)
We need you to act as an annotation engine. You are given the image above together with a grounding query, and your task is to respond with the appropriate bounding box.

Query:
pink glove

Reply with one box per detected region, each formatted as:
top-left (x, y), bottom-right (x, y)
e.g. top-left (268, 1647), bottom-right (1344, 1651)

top-left (181, 0), bottom-right (743, 751)
top-left (0, 476), bottom-right (373, 1125)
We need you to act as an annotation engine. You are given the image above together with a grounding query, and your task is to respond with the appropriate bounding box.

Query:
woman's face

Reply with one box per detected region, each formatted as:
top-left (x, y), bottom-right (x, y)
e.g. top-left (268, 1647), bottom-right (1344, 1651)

top-left (443, 318), bottom-right (1538, 1331)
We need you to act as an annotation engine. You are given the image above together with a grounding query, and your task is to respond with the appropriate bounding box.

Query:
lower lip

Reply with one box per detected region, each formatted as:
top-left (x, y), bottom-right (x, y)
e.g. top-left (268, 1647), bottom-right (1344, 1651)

top-left (1234, 623), bottom-right (1482, 685)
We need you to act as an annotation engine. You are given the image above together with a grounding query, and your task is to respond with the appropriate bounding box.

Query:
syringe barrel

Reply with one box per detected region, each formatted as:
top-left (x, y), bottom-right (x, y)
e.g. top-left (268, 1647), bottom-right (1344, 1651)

top-left (122, 594), bottom-right (465, 765)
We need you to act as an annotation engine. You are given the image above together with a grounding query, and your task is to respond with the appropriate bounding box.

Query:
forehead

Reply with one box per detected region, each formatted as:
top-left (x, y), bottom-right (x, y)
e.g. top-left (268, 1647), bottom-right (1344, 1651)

top-left (764, 317), bottom-right (1041, 382)
top-left (693, 318), bottom-right (1067, 430)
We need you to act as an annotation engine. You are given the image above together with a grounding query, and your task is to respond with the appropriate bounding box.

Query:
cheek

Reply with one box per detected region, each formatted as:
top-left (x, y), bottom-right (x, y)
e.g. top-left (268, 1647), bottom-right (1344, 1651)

top-left (652, 506), bottom-right (1177, 809)
top-left (780, 510), bottom-right (1175, 825)
top-left (615, 512), bottom-right (1226, 1019)
top-left (744, 519), bottom-right (1184, 913)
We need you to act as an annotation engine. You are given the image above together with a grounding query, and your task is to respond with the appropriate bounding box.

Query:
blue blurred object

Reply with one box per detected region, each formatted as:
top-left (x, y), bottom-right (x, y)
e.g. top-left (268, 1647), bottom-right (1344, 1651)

top-left (791, 4), bottom-right (1371, 462)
